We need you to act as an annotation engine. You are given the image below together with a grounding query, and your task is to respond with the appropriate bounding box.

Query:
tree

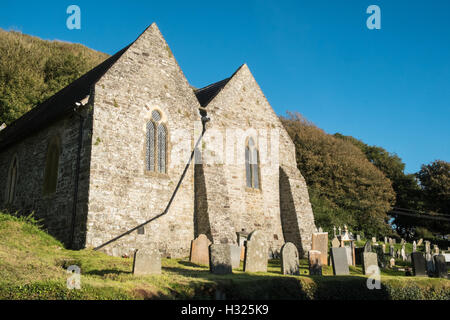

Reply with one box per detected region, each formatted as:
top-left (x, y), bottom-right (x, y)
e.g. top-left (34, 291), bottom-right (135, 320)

top-left (281, 112), bottom-right (396, 237)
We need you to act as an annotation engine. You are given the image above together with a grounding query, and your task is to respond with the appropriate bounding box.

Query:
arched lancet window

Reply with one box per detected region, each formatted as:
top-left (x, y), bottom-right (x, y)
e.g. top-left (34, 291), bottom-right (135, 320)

top-left (146, 110), bottom-right (168, 174)
top-left (6, 155), bottom-right (18, 203)
top-left (43, 136), bottom-right (61, 196)
top-left (245, 137), bottom-right (260, 189)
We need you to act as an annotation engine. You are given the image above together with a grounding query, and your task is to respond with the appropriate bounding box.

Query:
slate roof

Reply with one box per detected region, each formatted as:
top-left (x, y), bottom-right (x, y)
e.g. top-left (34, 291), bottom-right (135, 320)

top-left (0, 43), bottom-right (131, 151)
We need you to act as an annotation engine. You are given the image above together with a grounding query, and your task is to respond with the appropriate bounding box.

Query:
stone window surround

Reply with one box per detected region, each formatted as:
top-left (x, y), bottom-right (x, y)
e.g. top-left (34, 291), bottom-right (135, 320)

top-left (245, 136), bottom-right (262, 192)
top-left (5, 153), bottom-right (19, 204)
top-left (144, 107), bottom-right (170, 177)
top-left (42, 135), bottom-right (62, 197)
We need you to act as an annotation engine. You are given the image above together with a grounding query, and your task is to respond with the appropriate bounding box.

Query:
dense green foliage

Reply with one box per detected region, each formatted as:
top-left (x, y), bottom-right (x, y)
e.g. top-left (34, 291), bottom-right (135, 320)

top-left (281, 113), bottom-right (396, 237)
top-left (0, 29), bottom-right (108, 125)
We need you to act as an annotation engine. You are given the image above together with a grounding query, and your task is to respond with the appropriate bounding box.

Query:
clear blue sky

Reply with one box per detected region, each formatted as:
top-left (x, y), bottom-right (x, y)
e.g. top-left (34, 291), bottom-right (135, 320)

top-left (1, 0), bottom-right (449, 173)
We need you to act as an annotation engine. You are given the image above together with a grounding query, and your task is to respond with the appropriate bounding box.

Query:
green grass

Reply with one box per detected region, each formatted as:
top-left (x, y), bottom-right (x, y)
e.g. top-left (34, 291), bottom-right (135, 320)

top-left (0, 212), bottom-right (449, 300)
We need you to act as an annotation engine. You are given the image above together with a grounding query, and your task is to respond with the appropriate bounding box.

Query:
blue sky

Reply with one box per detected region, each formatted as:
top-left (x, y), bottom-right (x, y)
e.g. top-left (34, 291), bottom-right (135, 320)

top-left (1, 0), bottom-right (449, 173)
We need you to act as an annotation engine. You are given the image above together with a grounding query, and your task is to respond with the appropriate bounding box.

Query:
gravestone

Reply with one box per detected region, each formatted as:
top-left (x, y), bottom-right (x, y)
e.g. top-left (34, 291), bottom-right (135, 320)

top-left (356, 234), bottom-right (361, 242)
top-left (412, 241), bottom-right (417, 253)
top-left (355, 247), bottom-right (365, 265)
top-left (132, 247), bottom-right (161, 276)
top-left (244, 230), bottom-right (268, 273)
top-left (382, 244), bottom-right (386, 253)
top-left (400, 239), bottom-right (405, 246)
top-left (281, 242), bottom-right (300, 275)
top-left (389, 257), bottom-right (395, 268)
top-left (331, 237), bottom-right (340, 248)
top-left (372, 237), bottom-right (377, 244)
top-left (433, 245), bottom-right (439, 255)
top-left (388, 238), bottom-right (393, 245)
top-left (401, 245), bottom-right (406, 261)
top-left (392, 239), bottom-right (396, 244)
top-left (189, 234), bottom-right (211, 266)
top-left (425, 241), bottom-right (431, 254)
top-left (209, 244), bottom-right (233, 274)
top-left (345, 245), bottom-right (353, 266)
top-left (417, 238), bottom-right (423, 246)
top-left (397, 249), bottom-right (401, 259)
top-left (433, 255), bottom-right (448, 279)
top-left (363, 241), bottom-right (372, 253)
top-left (425, 253), bottom-right (435, 275)
top-left (308, 250), bottom-right (322, 276)
top-left (384, 237), bottom-right (388, 244)
top-left (374, 245), bottom-right (386, 268)
top-left (411, 252), bottom-right (427, 277)
top-left (362, 252), bottom-right (378, 275)
top-left (318, 227), bottom-right (323, 233)
top-left (230, 244), bottom-right (241, 269)
top-left (389, 245), bottom-right (395, 257)
top-left (331, 247), bottom-right (350, 275)
top-left (311, 232), bottom-right (328, 266)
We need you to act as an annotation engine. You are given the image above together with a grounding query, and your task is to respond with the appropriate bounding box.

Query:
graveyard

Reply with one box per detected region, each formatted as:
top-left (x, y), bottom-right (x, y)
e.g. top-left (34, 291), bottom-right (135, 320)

top-left (0, 212), bottom-right (449, 300)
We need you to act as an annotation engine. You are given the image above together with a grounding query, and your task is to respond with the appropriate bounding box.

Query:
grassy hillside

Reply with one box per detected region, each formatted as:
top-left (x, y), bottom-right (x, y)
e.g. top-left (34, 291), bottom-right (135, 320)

top-left (0, 212), bottom-right (448, 300)
top-left (0, 29), bottom-right (109, 125)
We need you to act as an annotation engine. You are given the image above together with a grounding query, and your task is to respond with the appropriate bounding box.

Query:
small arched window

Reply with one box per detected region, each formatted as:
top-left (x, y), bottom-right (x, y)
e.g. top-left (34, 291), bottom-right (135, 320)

top-left (43, 136), bottom-right (61, 196)
top-left (245, 137), bottom-right (260, 189)
top-left (146, 110), bottom-right (168, 174)
top-left (6, 155), bottom-right (18, 203)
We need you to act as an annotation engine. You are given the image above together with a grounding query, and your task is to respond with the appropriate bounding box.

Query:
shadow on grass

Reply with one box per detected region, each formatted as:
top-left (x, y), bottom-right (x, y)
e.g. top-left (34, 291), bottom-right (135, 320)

top-left (85, 269), bottom-right (131, 277)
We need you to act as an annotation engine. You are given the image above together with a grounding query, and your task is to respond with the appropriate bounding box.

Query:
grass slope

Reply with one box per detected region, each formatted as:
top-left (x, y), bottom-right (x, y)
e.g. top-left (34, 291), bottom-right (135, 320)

top-left (0, 212), bottom-right (449, 300)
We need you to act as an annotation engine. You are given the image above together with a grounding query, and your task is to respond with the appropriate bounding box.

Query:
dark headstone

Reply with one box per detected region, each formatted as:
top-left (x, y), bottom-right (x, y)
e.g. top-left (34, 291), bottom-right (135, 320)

top-left (425, 253), bottom-right (435, 275)
top-left (355, 247), bottom-right (365, 265)
top-left (209, 244), bottom-right (232, 274)
top-left (411, 252), bottom-right (427, 277)
top-left (281, 242), bottom-right (300, 275)
top-left (308, 250), bottom-right (322, 276)
top-left (331, 247), bottom-right (350, 275)
top-left (374, 245), bottom-right (386, 268)
top-left (434, 255), bottom-right (448, 279)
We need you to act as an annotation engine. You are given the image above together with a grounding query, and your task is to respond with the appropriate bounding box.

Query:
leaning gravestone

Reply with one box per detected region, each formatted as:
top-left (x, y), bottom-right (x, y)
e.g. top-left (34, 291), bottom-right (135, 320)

top-left (281, 242), bottom-right (300, 275)
top-left (132, 247), bottom-right (161, 276)
top-left (190, 234), bottom-right (211, 265)
top-left (244, 230), bottom-right (268, 273)
top-left (362, 252), bottom-right (378, 275)
top-left (331, 247), bottom-right (350, 275)
top-left (411, 252), bottom-right (427, 277)
top-left (433, 255), bottom-right (448, 279)
top-left (308, 250), bottom-right (322, 275)
top-left (209, 244), bottom-right (233, 274)
top-left (312, 232), bottom-right (328, 266)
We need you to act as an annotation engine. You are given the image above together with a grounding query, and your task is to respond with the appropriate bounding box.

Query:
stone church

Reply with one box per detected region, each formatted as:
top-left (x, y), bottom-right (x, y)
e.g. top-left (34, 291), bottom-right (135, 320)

top-left (0, 23), bottom-right (316, 258)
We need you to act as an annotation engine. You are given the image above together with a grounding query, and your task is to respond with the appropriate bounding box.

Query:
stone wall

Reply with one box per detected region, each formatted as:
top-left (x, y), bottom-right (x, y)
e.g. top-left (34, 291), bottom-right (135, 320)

top-left (0, 102), bottom-right (93, 248)
top-left (84, 24), bottom-right (200, 258)
top-left (195, 64), bottom-right (316, 256)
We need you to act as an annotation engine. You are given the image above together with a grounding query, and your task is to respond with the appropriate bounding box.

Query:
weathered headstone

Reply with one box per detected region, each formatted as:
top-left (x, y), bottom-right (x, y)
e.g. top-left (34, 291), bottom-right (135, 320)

top-left (384, 237), bottom-right (388, 244)
top-left (401, 245), bottom-right (406, 261)
top-left (209, 244), bottom-right (233, 274)
top-left (362, 252), bottom-right (378, 275)
top-left (425, 241), bottom-right (431, 254)
top-left (433, 255), bottom-right (448, 279)
top-left (433, 245), bottom-right (439, 255)
top-left (411, 252), bottom-right (427, 277)
top-left (189, 234), bottom-right (211, 266)
top-left (388, 238), bottom-right (393, 245)
top-left (281, 242), bottom-right (300, 275)
top-left (308, 250), bottom-right (322, 276)
top-left (318, 227), bottom-right (323, 233)
top-left (356, 234), bottom-right (361, 242)
top-left (400, 239), bottom-right (405, 246)
top-left (363, 241), bottom-right (372, 253)
top-left (389, 257), bottom-right (395, 268)
top-left (425, 253), bottom-right (435, 276)
top-left (331, 237), bottom-right (340, 248)
top-left (230, 244), bottom-right (241, 269)
top-left (331, 247), bottom-right (350, 275)
top-left (382, 244), bottom-right (386, 253)
top-left (397, 249), bottom-right (401, 259)
top-left (372, 237), bottom-right (377, 244)
top-left (389, 245), bottom-right (395, 257)
top-left (132, 247), bottom-right (161, 276)
top-left (244, 230), bottom-right (268, 273)
top-left (412, 241), bottom-right (417, 253)
top-left (311, 232), bottom-right (328, 266)
top-left (417, 238), bottom-right (423, 246)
